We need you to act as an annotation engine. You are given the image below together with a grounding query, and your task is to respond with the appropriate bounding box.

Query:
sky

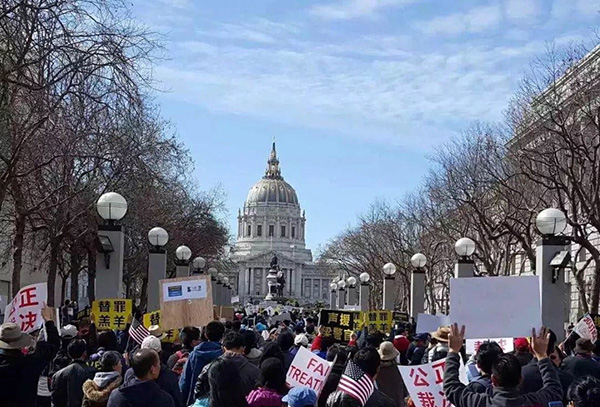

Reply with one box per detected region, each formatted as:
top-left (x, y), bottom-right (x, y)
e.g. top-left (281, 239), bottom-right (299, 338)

top-left (128, 0), bottom-right (598, 252)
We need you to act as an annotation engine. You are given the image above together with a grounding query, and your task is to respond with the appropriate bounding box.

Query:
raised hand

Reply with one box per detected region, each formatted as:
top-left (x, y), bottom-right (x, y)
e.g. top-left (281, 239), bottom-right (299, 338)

top-left (448, 323), bottom-right (465, 353)
top-left (531, 326), bottom-right (550, 360)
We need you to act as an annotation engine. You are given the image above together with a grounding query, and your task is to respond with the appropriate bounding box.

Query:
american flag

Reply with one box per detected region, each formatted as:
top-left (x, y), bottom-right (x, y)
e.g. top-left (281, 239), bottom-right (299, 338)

top-left (128, 317), bottom-right (150, 345)
top-left (338, 360), bottom-right (375, 406)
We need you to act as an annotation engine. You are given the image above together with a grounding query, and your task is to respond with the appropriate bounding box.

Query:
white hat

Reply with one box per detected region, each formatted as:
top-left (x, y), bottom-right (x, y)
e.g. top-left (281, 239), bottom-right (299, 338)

top-left (294, 334), bottom-right (308, 347)
top-left (60, 324), bottom-right (78, 339)
top-left (141, 335), bottom-right (162, 352)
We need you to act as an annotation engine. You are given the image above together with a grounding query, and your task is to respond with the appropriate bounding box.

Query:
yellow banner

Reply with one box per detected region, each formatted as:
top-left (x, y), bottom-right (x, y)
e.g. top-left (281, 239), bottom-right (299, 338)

top-left (363, 310), bottom-right (392, 333)
top-left (143, 310), bottom-right (177, 343)
top-left (92, 299), bottom-right (132, 330)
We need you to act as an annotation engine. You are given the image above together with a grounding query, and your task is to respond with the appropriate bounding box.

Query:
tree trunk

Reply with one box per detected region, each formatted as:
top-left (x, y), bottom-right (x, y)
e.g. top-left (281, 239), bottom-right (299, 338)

top-left (590, 261), bottom-right (600, 314)
top-left (11, 212), bottom-right (26, 297)
top-left (87, 249), bottom-right (96, 303)
top-left (47, 241), bottom-right (60, 307)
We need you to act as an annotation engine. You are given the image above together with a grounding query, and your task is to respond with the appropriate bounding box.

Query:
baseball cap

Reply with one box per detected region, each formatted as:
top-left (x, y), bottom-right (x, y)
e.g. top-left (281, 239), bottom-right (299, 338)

top-left (282, 387), bottom-right (317, 407)
top-left (141, 335), bottom-right (162, 352)
top-left (60, 324), bottom-right (78, 339)
top-left (514, 337), bottom-right (529, 351)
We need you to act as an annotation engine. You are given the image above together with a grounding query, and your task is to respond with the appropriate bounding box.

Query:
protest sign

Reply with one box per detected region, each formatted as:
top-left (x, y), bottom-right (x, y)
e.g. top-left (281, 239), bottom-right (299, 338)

top-left (466, 338), bottom-right (514, 354)
top-left (450, 276), bottom-right (542, 339)
top-left (343, 305), bottom-right (360, 311)
top-left (416, 313), bottom-right (450, 334)
top-left (264, 306), bottom-right (275, 317)
top-left (399, 358), bottom-right (468, 407)
top-left (160, 276), bottom-right (214, 330)
top-left (318, 309), bottom-right (361, 343)
top-left (143, 310), bottom-right (177, 343)
top-left (4, 283), bottom-right (48, 333)
top-left (393, 311), bottom-right (410, 326)
top-left (272, 312), bottom-right (291, 325)
top-left (286, 346), bottom-right (332, 395)
top-left (574, 314), bottom-right (598, 342)
top-left (364, 310), bottom-right (393, 332)
top-left (245, 304), bottom-right (259, 315)
top-left (76, 307), bottom-right (91, 321)
top-left (231, 295), bottom-right (240, 304)
top-left (91, 299), bottom-right (132, 330)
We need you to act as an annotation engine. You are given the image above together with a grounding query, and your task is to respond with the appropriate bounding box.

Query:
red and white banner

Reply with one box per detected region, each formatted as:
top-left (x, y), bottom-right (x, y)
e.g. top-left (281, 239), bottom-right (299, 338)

top-left (574, 314), bottom-right (598, 342)
top-left (3, 283), bottom-right (47, 333)
top-left (286, 346), bottom-right (332, 395)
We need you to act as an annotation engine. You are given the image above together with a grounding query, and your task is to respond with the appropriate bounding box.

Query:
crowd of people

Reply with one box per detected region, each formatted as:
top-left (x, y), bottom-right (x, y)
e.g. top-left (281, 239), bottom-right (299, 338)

top-left (2, 305), bottom-right (600, 407)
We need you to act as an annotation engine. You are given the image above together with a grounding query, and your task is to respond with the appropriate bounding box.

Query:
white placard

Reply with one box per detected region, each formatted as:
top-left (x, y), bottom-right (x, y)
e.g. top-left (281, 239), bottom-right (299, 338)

top-left (574, 314), bottom-right (598, 342)
top-left (416, 313), bottom-right (450, 334)
top-left (398, 357), bottom-right (467, 407)
top-left (450, 276), bottom-right (542, 339)
top-left (286, 346), bottom-right (332, 395)
top-left (4, 283), bottom-right (48, 333)
top-left (162, 279), bottom-right (207, 302)
top-left (343, 305), bottom-right (360, 311)
top-left (466, 338), bottom-right (514, 354)
top-left (231, 296), bottom-right (240, 304)
top-left (272, 312), bottom-right (291, 325)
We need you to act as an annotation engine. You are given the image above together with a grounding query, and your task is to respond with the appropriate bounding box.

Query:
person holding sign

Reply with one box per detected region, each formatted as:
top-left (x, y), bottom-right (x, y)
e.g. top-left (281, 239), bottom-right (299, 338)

top-left (444, 324), bottom-right (563, 407)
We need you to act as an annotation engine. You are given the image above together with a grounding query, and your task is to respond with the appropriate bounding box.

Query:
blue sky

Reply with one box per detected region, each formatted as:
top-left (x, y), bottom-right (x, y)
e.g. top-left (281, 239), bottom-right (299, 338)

top-left (129, 0), bottom-right (598, 252)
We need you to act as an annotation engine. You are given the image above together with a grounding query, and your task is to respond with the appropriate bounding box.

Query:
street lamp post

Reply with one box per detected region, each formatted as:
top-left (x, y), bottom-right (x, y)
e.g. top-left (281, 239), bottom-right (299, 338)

top-left (330, 283), bottom-right (337, 309)
top-left (359, 272), bottom-right (370, 311)
top-left (337, 280), bottom-right (346, 309)
top-left (536, 208), bottom-right (570, 341)
top-left (192, 257), bottom-right (207, 275)
top-left (147, 227), bottom-right (169, 312)
top-left (410, 253), bottom-right (426, 319)
top-left (175, 246), bottom-right (192, 278)
top-left (383, 262), bottom-right (397, 311)
top-left (347, 276), bottom-right (358, 306)
top-left (222, 276), bottom-right (231, 306)
top-left (454, 237), bottom-right (476, 278)
top-left (208, 267), bottom-right (217, 304)
top-left (96, 192), bottom-right (127, 300)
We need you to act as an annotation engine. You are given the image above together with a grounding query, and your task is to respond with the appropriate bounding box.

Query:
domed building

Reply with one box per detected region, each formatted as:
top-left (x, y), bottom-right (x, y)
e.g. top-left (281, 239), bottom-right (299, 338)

top-left (229, 141), bottom-right (334, 304)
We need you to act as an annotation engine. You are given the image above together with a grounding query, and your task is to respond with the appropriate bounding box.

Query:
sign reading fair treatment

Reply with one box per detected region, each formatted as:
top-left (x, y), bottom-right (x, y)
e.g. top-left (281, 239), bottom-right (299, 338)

top-left (399, 358), bottom-right (450, 407)
top-left (450, 276), bottom-right (542, 339)
top-left (286, 346), bottom-right (332, 395)
top-left (162, 279), bottom-right (207, 302)
top-left (4, 282), bottom-right (47, 333)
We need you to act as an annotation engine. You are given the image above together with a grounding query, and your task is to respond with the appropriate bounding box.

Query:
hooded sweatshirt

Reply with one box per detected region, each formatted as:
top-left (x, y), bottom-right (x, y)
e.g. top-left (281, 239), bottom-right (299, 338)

top-left (246, 387), bottom-right (284, 407)
top-left (107, 378), bottom-right (174, 407)
top-left (179, 341), bottom-right (223, 405)
top-left (82, 372), bottom-right (122, 407)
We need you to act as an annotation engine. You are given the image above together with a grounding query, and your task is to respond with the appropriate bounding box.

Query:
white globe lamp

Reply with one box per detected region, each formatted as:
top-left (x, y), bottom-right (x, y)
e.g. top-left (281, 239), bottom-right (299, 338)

top-left (96, 192), bottom-right (128, 221)
top-left (411, 253), bottom-right (427, 269)
top-left (455, 237), bottom-right (476, 257)
top-left (383, 262), bottom-right (397, 276)
top-left (536, 208), bottom-right (567, 236)
top-left (359, 272), bottom-right (370, 283)
top-left (148, 227), bottom-right (169, 247)
top-left (347, 276), bottom-right (357, 287)
top-left (330, 282), bottom-right (337, 291)
top-left (176, 246), bottom-right (192, 262)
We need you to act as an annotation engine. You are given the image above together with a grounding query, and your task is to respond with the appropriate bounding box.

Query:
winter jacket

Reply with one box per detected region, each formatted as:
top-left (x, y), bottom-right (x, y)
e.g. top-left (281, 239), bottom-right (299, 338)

top-left (51, 359), bottom-right (97, 407)
top-left (511, 350), bottom-right (533, 367)
top-left (326, 389), bottom-right (394, 407)
top-left (125, 363), bottom-right (183, 407)
top-left (222, 352), bottom-right (260, 396)
top-left (179, 341), bottom-right (223, 405)
top-left (408, 344), bottom-right (426, 365)
top-left (520, 357), bottom-right (573, 400)
top-left (108, 377), bottom-right (175, 407)
top-left (561, 354), bottom-right (600, 380)
top-left (0, 320), bottom-right (60, 407)
top-left (465, 376), bottom-right (492, 394)
top-left (311, 335), bottom-right (323, 352)
top-left (245, 348), bottom-right (263, 366)
top-left (376, 360), bottom-right (406, 407)
top-left (82, 372), bottom-right (122, 407)
top-left (444, 352), bottom-right (562, 407)
top-left (246, 387), bottom-right (284, 407)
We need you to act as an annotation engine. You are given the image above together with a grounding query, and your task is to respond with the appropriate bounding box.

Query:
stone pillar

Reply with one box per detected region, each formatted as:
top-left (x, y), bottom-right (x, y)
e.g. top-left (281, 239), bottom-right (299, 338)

top-left (261, 268), bottom-right (267, 295)
top-left (147, 251), bottom-right (167, 312)
top-left (330, 289), bottom-right (337, 310)
top-left (214, 281), bottom-right (223, 306)
top-left (347, 285), bottom-right (358, 306)
top-left (410, 270), bottom-right (425, 319)
top-left (175, 264), bottom-right (190, 278)
top-left (383, 276), bottom-right (395, 311)
top-left (537, 236), bottom-right (570, 342)
top-left (359, 282), bottom-right (369, 311)
top-left (211, 277), bottom-right (217, 304)
top-left (454, 259), bottom-right (475, 278)
top-left (337, 288), bottom-right (346, 309)
top-left (96, 226), bottom-right (125, 300)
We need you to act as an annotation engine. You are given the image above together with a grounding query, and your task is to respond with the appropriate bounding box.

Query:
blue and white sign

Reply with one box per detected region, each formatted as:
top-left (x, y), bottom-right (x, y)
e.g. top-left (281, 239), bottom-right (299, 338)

top-left (162, 279), bottom-right (208, 302)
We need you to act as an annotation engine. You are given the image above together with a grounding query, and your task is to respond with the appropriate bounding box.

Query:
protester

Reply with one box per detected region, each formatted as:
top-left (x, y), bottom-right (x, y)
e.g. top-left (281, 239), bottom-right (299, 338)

top-left (167, 326), bottom-right (201, 374)
top-left (392, 327), bottom-right (410, 365)
top-left (124, 336), bottom-right (182, 407)
top-left (207, 357), bottom-right (249, 407)
top-left (465, 341), bottom-right (503, 394)
top-left (243, 329), bottom-right (263, 366)
top-left (407, 334), bottom-right (428, 365)
top-left (108, 349), bottom-right (174, 407)
top-left (561, 338), bottom-right (600, 380)
top-left (427, 327), bottom-right (449, 363)
top-left (512, 338), bottom-right (533, 366)
top-left (376, 341), bottom-right (406, 407)
top-left (190, 361), bottom-right (211, 407)
top-left (567, 376), bottom-right (600, 407)
top-left (82, 351), bottom-right (123, 407)
top-left (291, 333), bottom-right (309, 356)
top-left (313, 335), bottom-right (335, 360)
top-left (247, 357), bottom-right (288, 407)
top-left (220, 331), bottom-right (261, 397)
top-left (283, 387), bottom-right (318, 407)
top-left (278, 330), bottom-right (296, 371)
top-left (51, 338), bottom-right (97, 407)
top-left (444, 324), bottom-right (563, 407)
top-left (520, 330), bottom-right (573, 398)
top-left (318, 349), bottom-right (347, 407)
top-left (259, 342), bottom-right (285, 366)
top-left (0, 307), bottom-right (59, 407)
top-left (90, 330), bottom-right (122, 372)
top-left (179, 321), bottom-right (225, 405)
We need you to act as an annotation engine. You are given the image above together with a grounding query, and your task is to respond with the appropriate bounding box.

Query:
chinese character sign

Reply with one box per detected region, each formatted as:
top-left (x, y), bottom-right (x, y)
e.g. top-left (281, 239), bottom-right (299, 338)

top-left (92, 299), bottom-right (132, 330)
top-left (364, 310), bottom-right (393, 333)
top-left (399, 359), bottom-right (452, 407)
top-left (142, 311), bottom-right (177, 343)
top-left (318, 310), bottom-right (361, 343)
top-left (466, 338), bottom-right (514, 354)
top-left (4, 283), bottom-right (48, 333)
top-left (286, 346), bottom-right (332, 395)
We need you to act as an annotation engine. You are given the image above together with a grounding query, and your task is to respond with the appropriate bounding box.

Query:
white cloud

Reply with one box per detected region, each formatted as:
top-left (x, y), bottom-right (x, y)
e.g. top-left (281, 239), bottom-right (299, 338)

top-left (551, 0), bottom-right (599, 19)
top-left (418, 5), bottom-right (503, 35)
top-left (504, 0), bottom-right (542, 24)
top-left (311, 0), bottom-right (416, 20)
